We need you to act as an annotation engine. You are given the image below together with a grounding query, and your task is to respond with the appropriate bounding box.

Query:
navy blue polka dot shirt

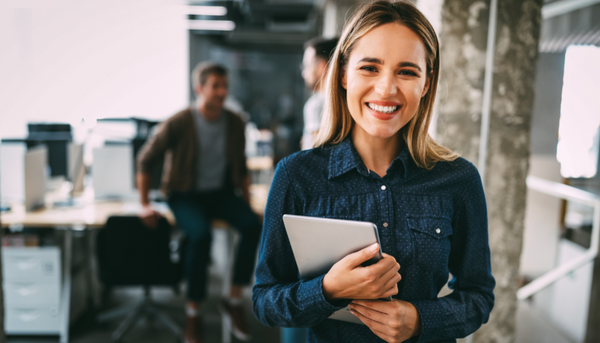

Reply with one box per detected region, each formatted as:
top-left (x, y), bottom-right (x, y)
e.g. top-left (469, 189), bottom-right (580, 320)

top-left (252, 137), bottom-right (495, 343)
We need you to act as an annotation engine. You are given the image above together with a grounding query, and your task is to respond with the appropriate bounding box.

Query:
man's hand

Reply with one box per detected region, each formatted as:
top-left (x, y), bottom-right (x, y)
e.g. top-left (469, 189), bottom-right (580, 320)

top-left (349, 299), bottom-right (421, 343)
top-left (322, 243), bottom-right (401, 301)
top-left (139, 204), bottom-right (162, 229)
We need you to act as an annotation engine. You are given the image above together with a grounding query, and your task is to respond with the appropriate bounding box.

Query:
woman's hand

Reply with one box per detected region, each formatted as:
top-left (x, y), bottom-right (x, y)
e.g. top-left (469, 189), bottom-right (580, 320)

top-left (322, 243), bottom-right (401, 301)
top-left (349, 299), bottom-right (421, 343)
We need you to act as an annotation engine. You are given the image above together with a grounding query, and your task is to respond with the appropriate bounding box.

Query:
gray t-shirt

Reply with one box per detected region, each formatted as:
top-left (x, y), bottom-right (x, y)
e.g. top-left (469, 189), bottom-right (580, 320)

top-left (192, 107), bottom-right (228, 191)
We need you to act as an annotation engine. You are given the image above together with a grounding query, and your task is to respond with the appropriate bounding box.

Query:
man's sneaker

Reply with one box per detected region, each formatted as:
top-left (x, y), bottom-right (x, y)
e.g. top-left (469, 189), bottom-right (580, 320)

top-left (184, 315), bottom-right (204, 343)
top-left (219, 298), bottom-right (252, 341)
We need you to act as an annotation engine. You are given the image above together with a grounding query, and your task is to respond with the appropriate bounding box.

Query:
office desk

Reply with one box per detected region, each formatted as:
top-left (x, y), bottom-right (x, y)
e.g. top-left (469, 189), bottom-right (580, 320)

top-left (0, 184), bottom-right (269, 343)
top-left (1, 184), bottom-right (269, 228)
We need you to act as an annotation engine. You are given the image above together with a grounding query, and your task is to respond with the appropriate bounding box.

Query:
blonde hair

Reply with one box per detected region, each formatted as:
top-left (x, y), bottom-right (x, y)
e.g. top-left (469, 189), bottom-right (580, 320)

top-left (314, 0), bottom-right (457, 169)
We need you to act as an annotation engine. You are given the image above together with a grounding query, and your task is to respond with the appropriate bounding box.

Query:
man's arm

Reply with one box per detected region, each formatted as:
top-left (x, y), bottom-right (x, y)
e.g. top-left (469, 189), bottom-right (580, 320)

top-left (136, 120), bottom-right (172, 228)
top-left (137, 172), bottom-right (161, 228)
top-left (137, 172), bottom-right (152, 207)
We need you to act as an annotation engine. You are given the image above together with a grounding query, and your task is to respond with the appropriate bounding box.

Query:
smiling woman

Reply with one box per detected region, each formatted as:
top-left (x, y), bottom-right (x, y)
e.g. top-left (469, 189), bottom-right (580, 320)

top-left (340, 23), bottom-right (431, 174)
top-left (252, 1), bottom-right (495, 343)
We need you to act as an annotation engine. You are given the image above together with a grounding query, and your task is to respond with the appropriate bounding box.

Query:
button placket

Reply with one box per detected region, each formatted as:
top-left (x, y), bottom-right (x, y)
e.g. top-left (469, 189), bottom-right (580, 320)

top-left (377, 182), bottom-right (392, 240)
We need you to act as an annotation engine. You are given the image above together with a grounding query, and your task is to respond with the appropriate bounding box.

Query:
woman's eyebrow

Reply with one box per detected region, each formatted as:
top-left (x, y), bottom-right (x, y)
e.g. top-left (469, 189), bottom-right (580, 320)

top-left (358, 57), bottom-right (422, 72)
top-left (399, 61), bottom-right (422, 72)
top-left (358, 57), bottom-right (383, 64)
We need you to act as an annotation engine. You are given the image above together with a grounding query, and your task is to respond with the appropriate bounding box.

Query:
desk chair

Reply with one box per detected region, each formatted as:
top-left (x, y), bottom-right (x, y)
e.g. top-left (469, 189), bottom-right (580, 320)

top-left (96, 216), bottom-right (184, 342)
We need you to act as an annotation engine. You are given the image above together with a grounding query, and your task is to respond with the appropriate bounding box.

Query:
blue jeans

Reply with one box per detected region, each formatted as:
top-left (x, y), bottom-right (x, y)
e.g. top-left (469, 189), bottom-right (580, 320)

top-left (168, 188), bottom-right (262, 301)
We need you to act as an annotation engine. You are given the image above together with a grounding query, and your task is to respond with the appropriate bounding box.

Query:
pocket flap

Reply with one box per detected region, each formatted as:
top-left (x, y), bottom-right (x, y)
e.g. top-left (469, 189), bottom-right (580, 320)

top-left (407, 216), bottom-right (453, 239)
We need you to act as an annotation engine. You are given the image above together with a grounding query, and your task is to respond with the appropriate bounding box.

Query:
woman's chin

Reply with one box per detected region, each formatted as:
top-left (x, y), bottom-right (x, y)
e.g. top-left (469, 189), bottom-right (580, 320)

top-left (362, 126), bottom-right (400, 140)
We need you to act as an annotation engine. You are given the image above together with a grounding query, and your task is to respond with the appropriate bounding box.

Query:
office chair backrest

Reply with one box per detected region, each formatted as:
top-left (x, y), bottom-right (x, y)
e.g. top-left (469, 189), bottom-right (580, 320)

top-left (97, 216), bottom-right (183, 286)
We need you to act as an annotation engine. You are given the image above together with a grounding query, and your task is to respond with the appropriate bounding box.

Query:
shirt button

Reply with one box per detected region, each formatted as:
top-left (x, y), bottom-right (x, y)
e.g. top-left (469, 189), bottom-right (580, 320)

top-left (383, 222), bottom-right (389, 228)
top-left (435, 228), bottom-right (441, 234)
top-left (381, 185), bottom-right (387, 191)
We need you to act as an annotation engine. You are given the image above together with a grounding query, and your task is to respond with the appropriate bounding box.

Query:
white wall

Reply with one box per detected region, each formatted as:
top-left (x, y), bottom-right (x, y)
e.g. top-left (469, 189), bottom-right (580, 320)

top-left (0, 0), bottom-right (189, 139)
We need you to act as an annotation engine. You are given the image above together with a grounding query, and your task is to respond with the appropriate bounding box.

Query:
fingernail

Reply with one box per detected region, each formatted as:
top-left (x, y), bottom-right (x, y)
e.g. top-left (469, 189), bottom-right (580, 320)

top-left (369, 243), bottom-right (379, 252)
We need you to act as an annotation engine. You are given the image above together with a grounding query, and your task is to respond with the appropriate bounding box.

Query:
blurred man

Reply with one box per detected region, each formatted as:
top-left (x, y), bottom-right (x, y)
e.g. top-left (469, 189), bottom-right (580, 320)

top-left (300, 37), bottom-right (339, 150)
top-left (137, 62), bottom-right (260, 343)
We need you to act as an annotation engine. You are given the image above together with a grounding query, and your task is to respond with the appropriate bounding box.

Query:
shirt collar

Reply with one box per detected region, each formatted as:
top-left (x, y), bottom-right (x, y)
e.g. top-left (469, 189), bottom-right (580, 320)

top-left (327, 136), bottom-right (416, 180)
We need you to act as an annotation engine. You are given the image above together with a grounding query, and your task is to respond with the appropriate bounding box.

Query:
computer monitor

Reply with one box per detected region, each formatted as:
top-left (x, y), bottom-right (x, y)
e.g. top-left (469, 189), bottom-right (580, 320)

top-left (28, 123), bottom-right (71, 134)
top-left (68, 143), bottom-right (85, 195)
top-left (26, 122), bottom-right (72, 177)
top-left (24, 146), bottom-right (47, 211)
top-left (97, 117), bottom-right (163, 190)
top-left (93, 144), bottom-right (135, 199)
top-left (0, 142), bottom-right (26, 204)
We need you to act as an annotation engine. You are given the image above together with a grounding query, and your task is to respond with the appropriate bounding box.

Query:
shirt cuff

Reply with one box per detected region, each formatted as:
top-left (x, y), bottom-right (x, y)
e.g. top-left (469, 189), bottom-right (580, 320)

top-left (409, 298), bottom-right (444, 343)
top-left (297, 275), bottom-right (352, 316)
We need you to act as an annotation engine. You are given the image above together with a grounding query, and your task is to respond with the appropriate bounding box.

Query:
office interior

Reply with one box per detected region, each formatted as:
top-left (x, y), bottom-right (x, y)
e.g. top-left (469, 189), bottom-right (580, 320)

top-left (1, 0), bottom-right (600, 342)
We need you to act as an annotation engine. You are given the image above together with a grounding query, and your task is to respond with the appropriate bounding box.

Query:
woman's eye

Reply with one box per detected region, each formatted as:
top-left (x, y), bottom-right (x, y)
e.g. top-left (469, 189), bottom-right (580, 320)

top-left (399, 70), bottom-right (418, 77)
top-left (360, 66), bottom-right (377, 72)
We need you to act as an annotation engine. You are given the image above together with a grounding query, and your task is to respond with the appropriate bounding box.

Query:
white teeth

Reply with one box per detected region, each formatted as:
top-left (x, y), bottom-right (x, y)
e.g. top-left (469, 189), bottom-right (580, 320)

top-left (367, 103), bottom-right (398, 114)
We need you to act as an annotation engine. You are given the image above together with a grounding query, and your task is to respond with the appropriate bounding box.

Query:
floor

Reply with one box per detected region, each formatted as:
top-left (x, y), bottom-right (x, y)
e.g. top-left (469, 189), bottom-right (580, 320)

top-left (514, 300), bottom-right (575, 343)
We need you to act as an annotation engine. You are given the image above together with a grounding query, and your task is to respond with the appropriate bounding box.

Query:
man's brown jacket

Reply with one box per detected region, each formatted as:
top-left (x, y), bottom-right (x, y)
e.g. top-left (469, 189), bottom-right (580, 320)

top-left (136, 107), bottom-right (248, 195)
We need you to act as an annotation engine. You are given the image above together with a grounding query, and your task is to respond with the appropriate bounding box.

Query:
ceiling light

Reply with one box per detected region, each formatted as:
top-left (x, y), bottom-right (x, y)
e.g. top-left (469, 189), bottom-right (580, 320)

top-left (188, 20), bottom-right (236, 31)
top-left (186, 6), bottom-right (227, 16)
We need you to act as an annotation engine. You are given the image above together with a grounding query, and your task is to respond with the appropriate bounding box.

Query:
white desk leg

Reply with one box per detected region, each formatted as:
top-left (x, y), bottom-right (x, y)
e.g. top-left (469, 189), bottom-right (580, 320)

top-left (59, 228), bottom-right (72, 343)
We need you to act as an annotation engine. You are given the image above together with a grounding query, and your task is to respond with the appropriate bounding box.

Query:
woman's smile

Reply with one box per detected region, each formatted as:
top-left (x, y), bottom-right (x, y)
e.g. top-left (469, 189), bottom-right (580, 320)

top-left (365, 100), bottom-right (403, 120)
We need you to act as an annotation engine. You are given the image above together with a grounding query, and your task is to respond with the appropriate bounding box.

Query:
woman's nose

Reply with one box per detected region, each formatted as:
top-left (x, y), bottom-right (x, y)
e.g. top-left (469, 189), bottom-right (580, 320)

top-left (374, 73), bottom-right (398, 97)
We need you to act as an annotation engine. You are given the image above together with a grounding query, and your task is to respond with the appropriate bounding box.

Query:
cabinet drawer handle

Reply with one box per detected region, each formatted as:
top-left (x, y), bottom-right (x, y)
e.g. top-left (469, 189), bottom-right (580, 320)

top-left (17, 313), bottom-right (40, 322)
top-left (16, 262), bottom-right (37, 270)
top-left (17, 287), bottom-right (39, 297)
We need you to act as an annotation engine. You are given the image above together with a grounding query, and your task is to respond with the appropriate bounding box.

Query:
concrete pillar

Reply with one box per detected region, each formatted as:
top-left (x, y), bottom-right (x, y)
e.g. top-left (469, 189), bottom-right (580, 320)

top-left (434, 0), bottom-right (543, 342)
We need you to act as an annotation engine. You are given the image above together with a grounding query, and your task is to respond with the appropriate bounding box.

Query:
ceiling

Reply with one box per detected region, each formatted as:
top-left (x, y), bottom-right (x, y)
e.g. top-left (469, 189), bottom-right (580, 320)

top-left (187, 0), bottom-right (321, 47)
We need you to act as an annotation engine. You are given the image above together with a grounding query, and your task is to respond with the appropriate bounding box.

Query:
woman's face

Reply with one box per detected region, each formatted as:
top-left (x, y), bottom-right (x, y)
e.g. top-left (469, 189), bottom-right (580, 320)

top-left (342, 22), bottom-right (430, 141)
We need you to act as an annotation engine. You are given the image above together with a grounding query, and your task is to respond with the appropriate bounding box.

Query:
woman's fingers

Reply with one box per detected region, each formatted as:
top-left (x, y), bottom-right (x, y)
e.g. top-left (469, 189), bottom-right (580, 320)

top-left (324, 248), bottom-right (401, 300)
top-left (379, 268), bottom-right (401, 293)
top-left (360, 253), bottom-right (397, 278)
top-left (350, 302), bottom-right (388, 323)
top-left (341, 243), bottom-right (380, 268)
top-left (350, 307), bottom-right (397, 342)
top-left (359, 256), bottom-right (400, 297)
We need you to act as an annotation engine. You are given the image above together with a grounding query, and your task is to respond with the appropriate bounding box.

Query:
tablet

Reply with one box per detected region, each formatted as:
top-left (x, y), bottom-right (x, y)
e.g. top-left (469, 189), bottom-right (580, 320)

top-left (282, 214), bottom-right (386, 325)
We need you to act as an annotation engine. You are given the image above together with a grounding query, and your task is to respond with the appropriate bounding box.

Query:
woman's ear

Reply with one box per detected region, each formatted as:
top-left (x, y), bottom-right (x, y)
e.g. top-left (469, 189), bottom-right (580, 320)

top-left (421, 71), bottom-right (432, 98)
top-left (340, 68), bottom-right (347, 90)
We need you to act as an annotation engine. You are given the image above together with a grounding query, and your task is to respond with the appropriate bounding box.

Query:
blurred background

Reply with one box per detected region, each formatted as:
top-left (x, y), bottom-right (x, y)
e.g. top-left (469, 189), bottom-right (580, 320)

top-left (1, 0), bottom-right (600, 342)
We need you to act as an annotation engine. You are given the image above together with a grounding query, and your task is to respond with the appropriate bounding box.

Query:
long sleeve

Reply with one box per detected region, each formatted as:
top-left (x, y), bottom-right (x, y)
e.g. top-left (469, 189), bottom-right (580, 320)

top-left (136, 120), bottom-right (172, 174)
top-left (410, 175), bottom-right (495, 342)
top-left (252, 158), bottom-right (348, 328)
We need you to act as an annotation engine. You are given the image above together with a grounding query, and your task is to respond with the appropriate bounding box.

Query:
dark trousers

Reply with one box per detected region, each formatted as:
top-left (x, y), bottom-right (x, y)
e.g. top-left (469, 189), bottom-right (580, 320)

top-left (168, 189), bottom-right (262, 302)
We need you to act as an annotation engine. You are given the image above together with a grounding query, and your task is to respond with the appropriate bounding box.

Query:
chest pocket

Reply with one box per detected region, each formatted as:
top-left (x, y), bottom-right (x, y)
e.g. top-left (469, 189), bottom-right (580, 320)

top-left (407, 216), bottom-right (453, 271)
